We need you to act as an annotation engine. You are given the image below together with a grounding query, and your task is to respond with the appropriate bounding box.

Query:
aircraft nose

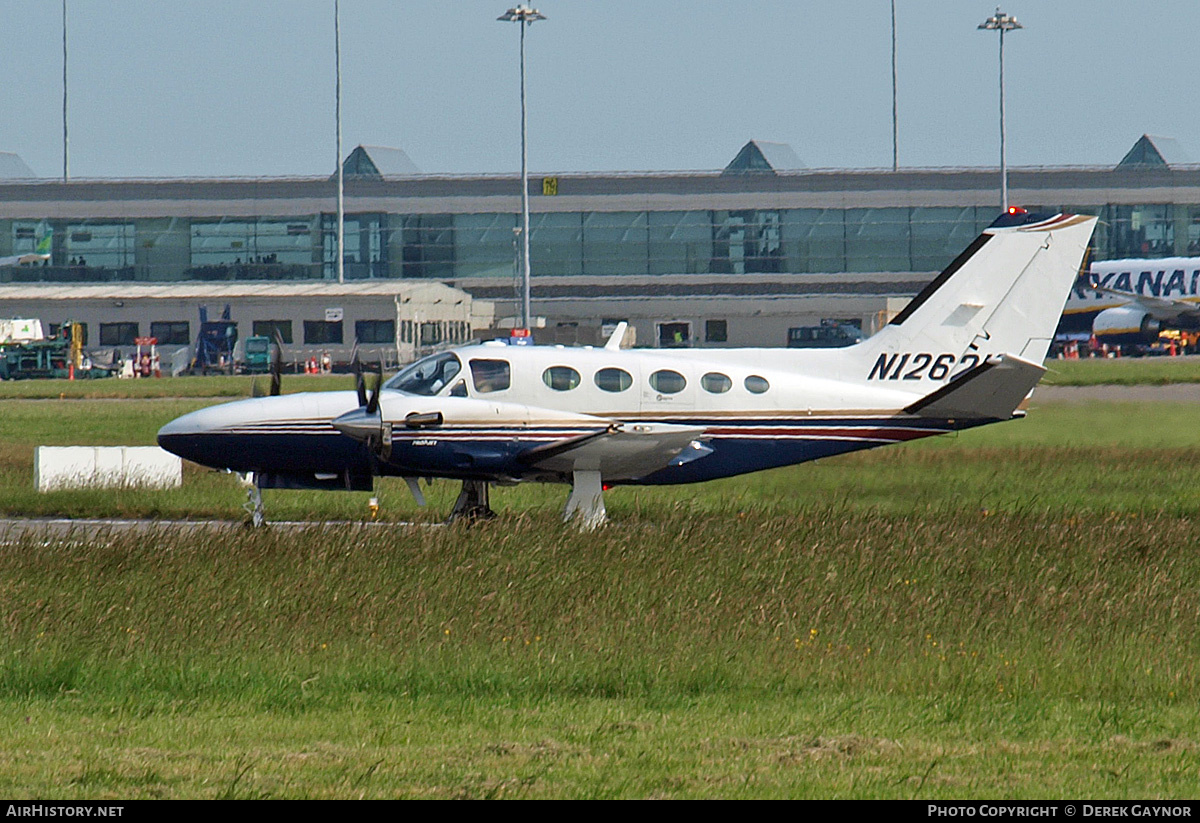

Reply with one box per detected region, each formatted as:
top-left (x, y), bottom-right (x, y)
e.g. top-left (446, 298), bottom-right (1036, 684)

top-left (157, 406), bottom-right (226, 466)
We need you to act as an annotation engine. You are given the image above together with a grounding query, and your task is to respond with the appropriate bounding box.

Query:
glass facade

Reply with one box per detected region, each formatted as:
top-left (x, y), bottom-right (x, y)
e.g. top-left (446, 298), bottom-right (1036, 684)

top-left (191, 217), bottom-right (316, 280)
top-left (0, 202), bottom-right (1193, 284)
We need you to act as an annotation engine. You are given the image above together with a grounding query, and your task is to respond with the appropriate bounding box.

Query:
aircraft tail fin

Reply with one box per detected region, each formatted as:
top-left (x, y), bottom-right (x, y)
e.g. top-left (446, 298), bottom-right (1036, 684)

top-left (857, 211), bottom-right (1097, 366)
top-left (33, 232), bottom-right (51, 256)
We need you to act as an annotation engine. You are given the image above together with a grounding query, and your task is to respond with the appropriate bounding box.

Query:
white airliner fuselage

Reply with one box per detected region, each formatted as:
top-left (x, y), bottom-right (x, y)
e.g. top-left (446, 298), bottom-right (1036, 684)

top-left (1061, 256), bottom-right (1200, 344)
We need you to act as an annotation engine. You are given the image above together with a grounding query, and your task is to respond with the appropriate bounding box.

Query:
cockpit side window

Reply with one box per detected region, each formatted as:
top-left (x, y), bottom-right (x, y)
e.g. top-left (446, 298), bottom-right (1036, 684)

top-left (470, 358), bottom-right (511, 393)
top-left (383, 352), bottom-right (462, 396)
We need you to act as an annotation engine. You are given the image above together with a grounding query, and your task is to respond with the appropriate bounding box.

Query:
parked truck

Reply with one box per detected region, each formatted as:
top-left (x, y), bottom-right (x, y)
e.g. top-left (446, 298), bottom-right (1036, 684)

top-left (0, 321), bottom-right (112, 380)
top-left (242, 335), bottom-right (271, 374)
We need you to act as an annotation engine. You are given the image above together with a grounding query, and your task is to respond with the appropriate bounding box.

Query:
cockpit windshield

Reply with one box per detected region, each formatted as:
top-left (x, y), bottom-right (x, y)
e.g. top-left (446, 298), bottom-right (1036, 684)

top-left (383, 352), bottom-right (462, 396)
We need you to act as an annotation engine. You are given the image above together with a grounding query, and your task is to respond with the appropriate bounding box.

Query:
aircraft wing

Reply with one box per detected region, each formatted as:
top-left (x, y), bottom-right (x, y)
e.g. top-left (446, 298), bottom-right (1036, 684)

top-left (520, 421), bottom-right (711, 480)
top-left (1089, 283), bottom-right (1200, 319)
top-left (904, 353), bottom-right (1046, 420)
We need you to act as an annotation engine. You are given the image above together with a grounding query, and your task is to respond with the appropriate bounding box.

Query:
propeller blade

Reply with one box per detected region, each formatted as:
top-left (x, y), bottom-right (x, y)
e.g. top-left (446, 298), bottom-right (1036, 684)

top-left (365, 360), bottom-right (383, 415)
top-left (268, 329), bottom-right (286, 397)
top-left (350, 346), bottom-right (367, 407)
top-left (251, 378), bottom-right (264, 398)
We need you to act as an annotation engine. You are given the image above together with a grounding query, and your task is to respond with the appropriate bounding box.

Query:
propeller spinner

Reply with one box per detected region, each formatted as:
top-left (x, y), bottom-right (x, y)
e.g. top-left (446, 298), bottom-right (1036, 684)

top-left (334, 358), bottom-right (392, 462)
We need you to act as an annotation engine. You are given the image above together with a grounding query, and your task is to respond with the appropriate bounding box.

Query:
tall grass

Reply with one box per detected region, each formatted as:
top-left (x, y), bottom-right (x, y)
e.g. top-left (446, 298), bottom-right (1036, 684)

top-left (1, 393), bottom-right (1199, 796)
top-left (1042, 356), bottom-right (1200, 385)
top-left (2, 507), bottom-right (1200, 798)
top-left (2, 508), bottom-right (1196, 705)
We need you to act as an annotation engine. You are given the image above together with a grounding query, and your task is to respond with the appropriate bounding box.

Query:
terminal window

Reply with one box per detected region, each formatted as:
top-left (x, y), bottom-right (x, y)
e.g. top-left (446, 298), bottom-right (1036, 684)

top-left (150, 321), bottom-right (190, 346)
top-left (355, 319), bottom-right (395, 344)
top-left (705, 319), bottom-right (728, 343)
top-left (304, 320), bottom-right (344, 345)
top-left (252, 320), bottom-right (292, 344)
top-left (99, 322), bottom-right (139, 347)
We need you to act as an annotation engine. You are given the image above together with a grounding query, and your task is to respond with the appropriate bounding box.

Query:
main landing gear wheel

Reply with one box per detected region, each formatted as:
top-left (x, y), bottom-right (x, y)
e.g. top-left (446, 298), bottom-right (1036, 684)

top-left (238, 472), bottom-right (266, 528)
top-left (447, 479), bottom-right (496, 523)
top-left (563, 470), bottom-right (606, 531)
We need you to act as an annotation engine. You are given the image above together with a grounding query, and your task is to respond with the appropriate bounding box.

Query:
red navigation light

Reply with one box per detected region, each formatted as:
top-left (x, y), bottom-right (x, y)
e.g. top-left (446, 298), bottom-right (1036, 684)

top-left (1007, 206), bottom-right (1028, 215)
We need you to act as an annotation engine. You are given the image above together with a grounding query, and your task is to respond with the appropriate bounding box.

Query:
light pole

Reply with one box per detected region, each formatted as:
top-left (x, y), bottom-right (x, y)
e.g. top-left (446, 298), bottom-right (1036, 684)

top-left (62, 0), bottom-right (69, 182)
top-left (978, 7), bottom-right (1022, 211)
top-left (891, 0), bottom-right (897, 172)
top-left (498, 4), bottom-right (545, 332)
top-left (335, 0), bottom-right (344, 284)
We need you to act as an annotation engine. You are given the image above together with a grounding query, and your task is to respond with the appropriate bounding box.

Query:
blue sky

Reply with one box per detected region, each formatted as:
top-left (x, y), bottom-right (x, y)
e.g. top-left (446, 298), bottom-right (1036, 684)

top-left (0, 1), bottom-right (1192, 178)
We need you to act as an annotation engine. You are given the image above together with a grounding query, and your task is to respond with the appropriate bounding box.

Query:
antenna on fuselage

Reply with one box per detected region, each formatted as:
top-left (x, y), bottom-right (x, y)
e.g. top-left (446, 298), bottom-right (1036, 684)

top-left (603, 321), bottom-right (628, 351)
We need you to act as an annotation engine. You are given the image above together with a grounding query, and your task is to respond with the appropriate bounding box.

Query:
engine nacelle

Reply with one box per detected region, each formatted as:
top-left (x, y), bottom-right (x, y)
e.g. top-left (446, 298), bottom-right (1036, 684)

top-left (1092, 305), bottom-right (1161, 345)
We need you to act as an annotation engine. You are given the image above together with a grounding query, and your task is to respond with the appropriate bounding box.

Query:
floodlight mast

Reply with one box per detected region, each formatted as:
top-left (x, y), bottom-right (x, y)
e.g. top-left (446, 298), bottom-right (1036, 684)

top-left (63, 0), bottom-right (68, 182)
top-left (891, 0), bottom-right (897, 172)
top-left (498, 5), bottom-right (545, 333)
top-left (335, 0), bottom-right (344, 284)
top-left (978, 7), bottom-right (1023, 211)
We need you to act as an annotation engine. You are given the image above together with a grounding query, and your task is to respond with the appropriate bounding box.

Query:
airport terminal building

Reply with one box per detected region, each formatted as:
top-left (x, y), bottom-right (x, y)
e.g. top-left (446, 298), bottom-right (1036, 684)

top-left (0, 135), bottom-right (1195, 353)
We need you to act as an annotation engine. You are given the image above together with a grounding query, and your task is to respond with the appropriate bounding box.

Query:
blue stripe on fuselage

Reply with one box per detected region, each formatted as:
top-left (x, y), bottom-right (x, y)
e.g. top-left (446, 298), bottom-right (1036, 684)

top-left (628, 416), bottom-right (985, 484)
top-left (159, 416), bottom-right (984, 485)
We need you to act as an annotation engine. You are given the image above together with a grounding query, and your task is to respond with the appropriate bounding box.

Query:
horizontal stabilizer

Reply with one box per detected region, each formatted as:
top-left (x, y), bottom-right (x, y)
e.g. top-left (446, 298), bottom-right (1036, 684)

top-left (904, 354), bottom-right (1046, 420)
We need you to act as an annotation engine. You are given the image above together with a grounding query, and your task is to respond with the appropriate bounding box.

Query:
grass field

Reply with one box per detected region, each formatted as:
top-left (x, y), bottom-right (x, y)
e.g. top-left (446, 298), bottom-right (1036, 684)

top-left (1041, 355), bottom-right (1200, 386)
top-left (1, 381), bottom-right (1199, 798)
top-left (0, 373), bottom-right (349, 399)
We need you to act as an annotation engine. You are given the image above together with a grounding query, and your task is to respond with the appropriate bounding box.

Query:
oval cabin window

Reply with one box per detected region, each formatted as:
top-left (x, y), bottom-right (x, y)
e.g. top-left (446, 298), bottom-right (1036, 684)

top-left (701, 372), bottom-right (732, 393)
top-left (542, 366), bottom-right (581, 391)
top-left (594, 367), bottom-right (633, 393)
top-left (649, 369), bottom-right (686, 394)
top-left (745, 375), bottom-right (770, 394)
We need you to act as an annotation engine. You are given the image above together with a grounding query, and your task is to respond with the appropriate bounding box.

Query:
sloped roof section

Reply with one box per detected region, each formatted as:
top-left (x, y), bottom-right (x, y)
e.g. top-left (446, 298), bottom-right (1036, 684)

top-left (339, 145), bottom-right (421, 179)
top-left (1117, 134), bottom-right (1191, 169)
top-left (723, 140), bottom-right (805, 174)
top-left (0, 152), bottom-right (36, 179)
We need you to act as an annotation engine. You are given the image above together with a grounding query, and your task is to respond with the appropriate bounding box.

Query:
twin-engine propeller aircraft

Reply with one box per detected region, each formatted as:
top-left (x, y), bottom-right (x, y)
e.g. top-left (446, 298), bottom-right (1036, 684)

top-left (158, 210), bottom-right (1097, 527)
